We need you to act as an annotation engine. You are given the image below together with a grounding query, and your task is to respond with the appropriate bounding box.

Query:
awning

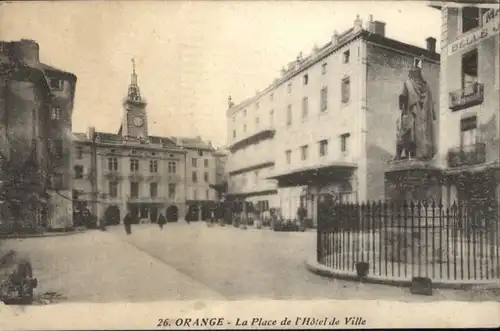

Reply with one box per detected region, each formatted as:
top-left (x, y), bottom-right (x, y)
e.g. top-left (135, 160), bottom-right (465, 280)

top-left (225, 189), bottom-right (278, 199)
top-left (267, 162), bottom-right (357, 187)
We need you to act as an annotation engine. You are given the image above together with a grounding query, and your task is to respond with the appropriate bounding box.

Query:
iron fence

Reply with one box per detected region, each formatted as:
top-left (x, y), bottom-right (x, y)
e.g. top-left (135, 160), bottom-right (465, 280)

top-left (317, 200), bottom-right (500, 281)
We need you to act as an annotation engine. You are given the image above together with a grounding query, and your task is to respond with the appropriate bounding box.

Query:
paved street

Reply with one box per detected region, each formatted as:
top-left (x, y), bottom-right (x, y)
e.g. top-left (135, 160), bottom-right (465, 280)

top-left (2, 222), bottom-right (499, 303)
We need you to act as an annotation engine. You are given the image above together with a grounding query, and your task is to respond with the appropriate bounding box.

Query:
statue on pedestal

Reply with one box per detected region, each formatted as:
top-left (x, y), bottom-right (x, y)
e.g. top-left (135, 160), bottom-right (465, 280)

top-left (394, 65), bottom-right (436, 161)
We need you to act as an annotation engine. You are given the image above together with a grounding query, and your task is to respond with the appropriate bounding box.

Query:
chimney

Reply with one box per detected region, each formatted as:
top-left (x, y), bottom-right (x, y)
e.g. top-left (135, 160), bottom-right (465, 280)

top-left (332, 30), bottom-right (339, 45)
top-left (353, 15), bottom-right (363, 32)
top-left (15, 39), bottom-right (40, 66)
top-left (373, 21), bottom-right (386, 37)
top-left (88, 126), bottom-right (95, 139)
top-left (426, 37), bottom-right (437, 53)
top-left (366, 14), bottom-right (375, 33)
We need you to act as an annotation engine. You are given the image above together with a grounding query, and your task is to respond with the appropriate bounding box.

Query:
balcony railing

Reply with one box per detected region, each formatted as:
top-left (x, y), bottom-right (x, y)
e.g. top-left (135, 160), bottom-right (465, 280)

top-left (447, 142), bottom-right (486, 168)
top-left (449, 83), bottom-right (484, 111)
top-left (126, 195), bottom-right (166, 203)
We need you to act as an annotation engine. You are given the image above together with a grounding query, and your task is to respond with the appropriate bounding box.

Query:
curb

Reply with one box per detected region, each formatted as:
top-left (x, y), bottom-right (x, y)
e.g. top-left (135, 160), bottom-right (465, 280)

top-left (0, 229), bottom-right (87, 240)
top-left (305, 258), bottom-right (500, 291)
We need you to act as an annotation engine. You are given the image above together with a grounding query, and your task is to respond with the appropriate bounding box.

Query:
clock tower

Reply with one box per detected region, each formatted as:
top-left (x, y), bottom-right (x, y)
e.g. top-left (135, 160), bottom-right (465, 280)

top-left (121, 58), bottom-right (148, 138)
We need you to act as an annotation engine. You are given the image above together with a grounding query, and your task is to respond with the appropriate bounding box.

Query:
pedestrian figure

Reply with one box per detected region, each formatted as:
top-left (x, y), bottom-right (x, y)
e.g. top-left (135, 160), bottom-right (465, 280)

top-left (158, 213), bottom-right (166, 230)
top-left (123, 211), bottom-right (133, 235)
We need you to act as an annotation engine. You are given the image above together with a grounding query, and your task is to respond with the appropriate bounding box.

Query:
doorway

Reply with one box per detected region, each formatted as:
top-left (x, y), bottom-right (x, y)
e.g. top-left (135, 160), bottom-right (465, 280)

top-left (166, 205), bottom-right (179, 222)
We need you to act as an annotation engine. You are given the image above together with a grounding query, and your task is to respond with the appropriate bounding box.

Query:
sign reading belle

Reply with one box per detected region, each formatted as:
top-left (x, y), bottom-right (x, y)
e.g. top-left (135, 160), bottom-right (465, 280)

top-left (394, 58), bottom-right (437, 161)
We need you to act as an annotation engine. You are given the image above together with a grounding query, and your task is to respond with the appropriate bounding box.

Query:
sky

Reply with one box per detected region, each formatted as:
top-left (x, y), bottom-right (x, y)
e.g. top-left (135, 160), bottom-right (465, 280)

top-left (0, 1), bottom-right (441, 147)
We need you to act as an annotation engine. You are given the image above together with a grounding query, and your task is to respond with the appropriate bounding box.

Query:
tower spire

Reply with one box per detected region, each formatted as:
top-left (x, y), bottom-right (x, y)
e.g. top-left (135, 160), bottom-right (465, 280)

top-left (131, 57), bottom-right (137, 85)
top-left (127, 57), bottom-right (143, 102)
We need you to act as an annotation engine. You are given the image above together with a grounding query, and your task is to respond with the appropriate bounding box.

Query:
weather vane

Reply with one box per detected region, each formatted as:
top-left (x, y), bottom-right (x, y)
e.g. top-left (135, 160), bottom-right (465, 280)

top-left (131, 57), bottom-right (136, 74)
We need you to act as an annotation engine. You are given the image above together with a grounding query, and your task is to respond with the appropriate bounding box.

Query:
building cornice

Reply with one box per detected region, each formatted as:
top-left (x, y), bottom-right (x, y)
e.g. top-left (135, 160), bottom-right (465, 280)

top-left (228, 161), bottom-right (275, 177)
top-left (227, 28), bottom-right (440, 118)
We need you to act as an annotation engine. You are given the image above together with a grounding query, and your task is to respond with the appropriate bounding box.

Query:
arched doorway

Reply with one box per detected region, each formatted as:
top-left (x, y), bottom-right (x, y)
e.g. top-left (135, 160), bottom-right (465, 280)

top-left (104, 205), bottom-right (121, 225)
top-left (186, 205), bottom-right (199, 222)
top-left (166, 205), bottom-right (179, 222)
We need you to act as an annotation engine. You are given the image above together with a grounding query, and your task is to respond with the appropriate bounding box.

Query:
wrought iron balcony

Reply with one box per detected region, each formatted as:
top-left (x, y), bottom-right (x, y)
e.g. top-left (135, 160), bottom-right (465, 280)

top-left (447, 143), bottom-right (486, 168)
top-left (449, 83), bottom-right (484, 111)
top-left (126, 195), bottom-right (165, 203)
top-left (103, 170), bottom-right (123, 181)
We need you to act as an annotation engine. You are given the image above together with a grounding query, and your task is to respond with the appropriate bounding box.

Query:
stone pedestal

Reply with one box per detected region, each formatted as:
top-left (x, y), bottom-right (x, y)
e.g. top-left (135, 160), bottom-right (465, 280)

top-left (384, 159), bottom-right (443, 203)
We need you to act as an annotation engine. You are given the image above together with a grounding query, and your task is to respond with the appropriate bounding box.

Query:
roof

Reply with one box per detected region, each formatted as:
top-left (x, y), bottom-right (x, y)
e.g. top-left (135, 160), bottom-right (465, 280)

top-left (71, 132), bottom-right (88, 141)
top-left (172, 136), bottom-right (214, 150)
top-left (229, 24), bottom-right (440, 113)
top-left (39, 62), bottom-right (77, 81)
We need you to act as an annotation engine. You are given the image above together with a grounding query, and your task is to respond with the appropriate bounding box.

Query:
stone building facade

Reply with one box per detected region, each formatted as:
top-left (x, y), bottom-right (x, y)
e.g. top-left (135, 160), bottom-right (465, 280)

top-left (430, 1), bottom-right (499, 219)
top-left (227, 15), bottom-right (440, 225)
top-left (0, 39), bottom-right (77, 230)
top-left (72, 62), bottom-right (219, 225)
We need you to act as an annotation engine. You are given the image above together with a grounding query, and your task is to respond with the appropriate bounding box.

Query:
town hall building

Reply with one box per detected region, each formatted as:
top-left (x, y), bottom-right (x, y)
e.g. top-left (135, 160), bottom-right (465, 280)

top-left (72, 60), bottom-right (219, 226)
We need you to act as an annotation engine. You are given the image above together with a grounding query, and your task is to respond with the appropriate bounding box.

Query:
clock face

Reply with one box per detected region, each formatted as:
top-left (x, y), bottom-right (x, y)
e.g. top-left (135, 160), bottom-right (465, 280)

top-left (133, 116), bottom-right (144, 127)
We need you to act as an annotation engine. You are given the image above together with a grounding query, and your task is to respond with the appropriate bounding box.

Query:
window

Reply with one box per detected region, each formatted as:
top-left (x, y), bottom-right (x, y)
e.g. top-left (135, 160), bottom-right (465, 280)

top-left (461, 49), bottom-right (478, 88)
top-left (74, 165), bottom-right (84, 179)
top-left (460, 116), bottom-right (477, 147)
top-left (343, 50), bottom-right (350, 63)
top-left (76, 146), bottom-right (83, 159)
top-left (193, 188), bottom-right (198, 200)
top-left (319, 139), bottom-right (328, 157)
top-left (192, 171), bottom-right (198, 183)
top-left (51, 107), bottom-right (61, 120)
top-left (243, 109), bottom-right (247, 117)
top-left (150, 182), bottom-right (158, 197)
top-left (204, 159), bottom-right (209, 167)
top-left (462, 7), bottom-right (480, 33)
top-left (192, 158), bottom-right (197, 167)
top-left (270, 93), bottom-right (274, 101)
top-left (168, 161), bottom-right (177, 173)
top-left (320, 86), bottom-right (328, 111)
top-left (270, 109), bottom-right (274, 126)
top-left (204, 172), bottom-right (209, 182)
top-left (168, 183), bottom-right (176, 199)
top-left (321, 63), bottom-right (327, 75)
top-left (49, 78), bottom-right (63, 90)
top-left (149, 160), bottom-right (158, 173)
top-left (302, 97), bottom-right (309, 119)
top-left (206, 189), bottom-right (210, 200)
top-left (300, 145), bottom-right (309, 161)
top-left (130, 182), bottom-right (139, 198)
top-left (287, 83), bottom-right (292, 93)
top-left (254, 170), bottom-right (259, 184)
top-left (53, 139), bottom-right (63, 159)
top-left (255, 117), bottom-right (260, 129)
top-left (130, 159), bottom-right (139, 172)
top-left (285, 150), bottom-right (292, 164)
top-left (198, 150), bottom-right (203, 157)
top-left (303, 74), bottom-right (309, 85)
top-left (256, 102), bottom-right (260, 109)
top-left (341, 77), bottom-right (350, 103)
top-left (340, 133), bottom-right (350, 153)
top-left (233, 130), bottom-right (236, 138)
top-left (243, 124), bottom-right (247, 132)
top-left (109, 181), bottom-right (118, 198)
top-left (286, 105), bottom-right (292, 126)
top-left (108, 157), bottom-right (118, 171)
